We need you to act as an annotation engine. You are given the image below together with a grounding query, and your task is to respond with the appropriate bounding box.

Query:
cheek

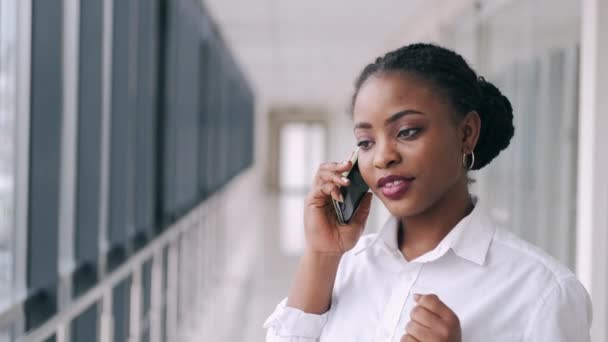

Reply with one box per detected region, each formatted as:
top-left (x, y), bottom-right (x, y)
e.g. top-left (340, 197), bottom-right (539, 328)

top-left (357, 154), bottom-right (375, 187)
top-left (417, 134), bottom-right (462, 177)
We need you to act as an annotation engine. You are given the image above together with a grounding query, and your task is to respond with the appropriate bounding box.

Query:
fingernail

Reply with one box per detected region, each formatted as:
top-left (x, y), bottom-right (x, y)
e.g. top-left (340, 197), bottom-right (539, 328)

top-left (413, 294), bottom-right (421, 302)
top-left (341, 160), bottom-right (349, 165)
top-left (341, 177), bottom-right (350, 184)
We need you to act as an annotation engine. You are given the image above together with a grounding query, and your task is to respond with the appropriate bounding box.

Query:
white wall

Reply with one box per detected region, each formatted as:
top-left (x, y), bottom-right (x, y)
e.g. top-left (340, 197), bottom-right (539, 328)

top-left (577, 0), bottom-right (608, 340)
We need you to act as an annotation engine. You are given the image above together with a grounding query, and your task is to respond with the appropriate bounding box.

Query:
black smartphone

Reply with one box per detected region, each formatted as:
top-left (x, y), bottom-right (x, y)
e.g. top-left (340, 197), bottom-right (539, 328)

top-left (332, 148), bottom-right (370, 225)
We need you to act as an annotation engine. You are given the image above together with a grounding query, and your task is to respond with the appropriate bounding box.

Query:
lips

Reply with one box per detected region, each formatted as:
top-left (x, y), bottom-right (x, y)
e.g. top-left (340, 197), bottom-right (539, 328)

top-left (377, 175), bottom-right (415, 200)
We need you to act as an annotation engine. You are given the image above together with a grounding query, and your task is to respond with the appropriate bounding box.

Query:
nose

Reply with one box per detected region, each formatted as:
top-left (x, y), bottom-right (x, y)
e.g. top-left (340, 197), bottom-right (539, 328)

top-left (373, 139), bottom-right (401, 169)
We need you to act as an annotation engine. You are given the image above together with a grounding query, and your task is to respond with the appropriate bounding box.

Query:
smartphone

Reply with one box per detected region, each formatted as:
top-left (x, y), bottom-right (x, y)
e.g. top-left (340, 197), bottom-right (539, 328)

top-left (332, 148), bottom-right (370, 225)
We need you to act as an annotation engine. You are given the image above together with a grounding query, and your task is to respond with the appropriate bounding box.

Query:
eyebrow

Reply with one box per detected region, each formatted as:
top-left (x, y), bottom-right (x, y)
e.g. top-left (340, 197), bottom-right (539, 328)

top-left (353, 109), bottom-right (425, 130)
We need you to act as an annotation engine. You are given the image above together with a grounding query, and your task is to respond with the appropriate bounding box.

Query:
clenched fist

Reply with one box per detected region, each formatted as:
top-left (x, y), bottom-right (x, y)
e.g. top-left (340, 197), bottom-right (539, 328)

top-left (401, 294), bottom-right (462, 342)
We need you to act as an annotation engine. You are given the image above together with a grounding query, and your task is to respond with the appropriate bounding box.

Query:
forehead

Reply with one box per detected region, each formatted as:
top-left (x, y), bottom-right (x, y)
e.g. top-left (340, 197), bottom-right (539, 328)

top-left (353, 72), bottom-right (450, 124)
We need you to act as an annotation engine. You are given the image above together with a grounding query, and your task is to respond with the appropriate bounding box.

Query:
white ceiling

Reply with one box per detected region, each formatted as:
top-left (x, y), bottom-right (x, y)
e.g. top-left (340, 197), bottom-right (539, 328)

top-left (203, 0), bottom-right (426, 110)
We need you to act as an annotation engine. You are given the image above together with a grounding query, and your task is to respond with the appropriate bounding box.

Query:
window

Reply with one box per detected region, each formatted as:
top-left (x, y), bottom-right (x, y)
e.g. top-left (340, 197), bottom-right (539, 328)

top-left (71, 0), bottom-right (104, 340)
top-left (278, 122), bottom-right (326, 256)
top-left (26, 0), bottom-right (64, 330)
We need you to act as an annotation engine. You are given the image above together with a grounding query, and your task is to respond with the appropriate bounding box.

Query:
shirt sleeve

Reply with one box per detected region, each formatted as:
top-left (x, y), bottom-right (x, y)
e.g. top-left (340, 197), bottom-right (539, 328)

top-left (263, 297), bottom-right (330, 342)
top-left (523, 276), bottom-right (593, 341)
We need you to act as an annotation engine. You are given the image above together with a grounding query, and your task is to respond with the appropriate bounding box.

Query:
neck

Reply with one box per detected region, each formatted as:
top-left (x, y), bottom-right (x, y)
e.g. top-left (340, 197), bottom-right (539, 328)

top-left (398, 178), bottom-right (473, 261)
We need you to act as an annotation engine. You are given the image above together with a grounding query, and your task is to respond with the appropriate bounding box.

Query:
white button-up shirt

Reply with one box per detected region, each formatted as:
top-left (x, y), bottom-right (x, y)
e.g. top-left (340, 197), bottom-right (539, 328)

top-left (263, 201), bottom-right (592, 341)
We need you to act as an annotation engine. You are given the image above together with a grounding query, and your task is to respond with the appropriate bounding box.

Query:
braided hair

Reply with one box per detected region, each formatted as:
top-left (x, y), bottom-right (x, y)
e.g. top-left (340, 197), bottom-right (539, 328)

top-left (350, 43), bottom-right (514, 170)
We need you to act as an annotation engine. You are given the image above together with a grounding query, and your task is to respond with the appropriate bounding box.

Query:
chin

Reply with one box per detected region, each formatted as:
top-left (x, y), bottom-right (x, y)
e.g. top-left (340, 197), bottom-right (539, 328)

top-left (378, 194), bottom-right (428, 218)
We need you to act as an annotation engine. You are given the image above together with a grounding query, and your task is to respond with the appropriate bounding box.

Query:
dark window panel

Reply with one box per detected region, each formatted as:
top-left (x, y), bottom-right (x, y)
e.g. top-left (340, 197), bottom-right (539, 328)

top-left (160, 0), bottom-right (179, 222)
top-left (198, 43), bottom-right (210, 197)
top-left (134, 0), bottom-right (160, 238)
top-left (108, 0), bottom-right (134, 252)
top-left (71, 304), bottom-right (98, 342)
top-left (112, 277), bottom-right (132, 342)
top-left (75, 0), bottom-right (103, 271)
top-left (154, 0), bottom-right (169, 230)
top-left (142, 259), bottom-right (152, 316)
top-left (174, 16), bottom-right (200, 213)
top-left (26, 0), bottom-right (64, 330)
top-left (203, 51), bottom-right (216, 194)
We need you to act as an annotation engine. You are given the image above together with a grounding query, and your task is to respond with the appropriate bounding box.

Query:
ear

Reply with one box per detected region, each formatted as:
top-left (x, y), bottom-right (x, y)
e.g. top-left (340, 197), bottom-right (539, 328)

top-left (460, 111), bottom-right (481, 154)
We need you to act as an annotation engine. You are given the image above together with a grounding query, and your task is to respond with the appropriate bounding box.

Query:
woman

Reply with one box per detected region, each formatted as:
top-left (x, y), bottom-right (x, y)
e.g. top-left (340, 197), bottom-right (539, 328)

top-left (264, 43), bottom-right (592, 341)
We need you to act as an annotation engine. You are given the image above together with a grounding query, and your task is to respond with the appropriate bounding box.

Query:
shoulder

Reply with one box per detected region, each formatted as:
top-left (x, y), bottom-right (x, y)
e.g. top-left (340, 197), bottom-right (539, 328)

top-left (495, 226), bottom-right (597, 338)
top-left (490, 227), bottom-right (576, 282)
top-left (489, 227), bottom-right (590, 313)
top-left (480, 219), bottom-right (592, 335)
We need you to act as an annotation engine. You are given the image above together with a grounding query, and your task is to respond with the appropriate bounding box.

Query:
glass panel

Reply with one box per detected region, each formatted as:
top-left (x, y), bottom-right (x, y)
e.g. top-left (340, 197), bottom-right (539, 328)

top-left (75, 0), bottom-right (103, 273)
top-left (308, 124), bottom-right (326, 182)
top-left (279, 194), bottom-right (306, 256)
top-left (481, 0), bottom-right (580, 270)
top-left (279, 122), bottom-right (326, 255)
top-left (0, 0), bottom-right (18, 304)
top-left (279, 123), bottom-right (309, 190)
top-left (443, 0), bottom-right (580, 269)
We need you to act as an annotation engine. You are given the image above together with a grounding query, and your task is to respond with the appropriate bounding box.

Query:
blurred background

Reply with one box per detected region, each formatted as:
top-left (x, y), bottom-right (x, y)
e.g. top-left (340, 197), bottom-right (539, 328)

top-left (0, 0), bottom-right (607, 341)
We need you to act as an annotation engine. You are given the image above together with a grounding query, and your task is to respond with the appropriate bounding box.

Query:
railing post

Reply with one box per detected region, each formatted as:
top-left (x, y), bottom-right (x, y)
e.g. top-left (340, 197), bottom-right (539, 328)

top-left (149, 249), bottom-right (163, 342)
top-left (55, 324), bottom-right (67, 342)
top-left (99, 290), bottom-right (114, 342)
top-left (183, 220), bottom-right (195, 328)
top-left (127, 266), bottom-right (142, 342)
top-left (195, 206), bottom-right (205, 315)
top-left (178, 230), bottom-right (186, 330)
top-left (165, 237), bottom-right (179, 341)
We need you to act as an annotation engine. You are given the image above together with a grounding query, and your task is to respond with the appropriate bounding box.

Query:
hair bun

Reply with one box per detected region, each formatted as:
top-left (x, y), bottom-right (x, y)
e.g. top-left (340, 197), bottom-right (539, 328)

top-left (473, 77), bottom-right (515, 170)
top-left (350, 44), bottom-right (515, 170)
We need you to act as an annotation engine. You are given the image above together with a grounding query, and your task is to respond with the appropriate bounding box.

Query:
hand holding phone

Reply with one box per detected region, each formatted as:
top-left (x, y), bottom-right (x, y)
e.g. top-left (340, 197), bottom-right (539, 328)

top-left (332, 148), bottom-right (370, 225)
top-left (302, 148), bottom-right (373, 255)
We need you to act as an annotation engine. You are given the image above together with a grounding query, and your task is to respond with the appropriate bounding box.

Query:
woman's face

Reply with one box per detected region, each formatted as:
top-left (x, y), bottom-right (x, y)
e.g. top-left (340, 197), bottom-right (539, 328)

top-left (353, 72), bottom-right (471, 218)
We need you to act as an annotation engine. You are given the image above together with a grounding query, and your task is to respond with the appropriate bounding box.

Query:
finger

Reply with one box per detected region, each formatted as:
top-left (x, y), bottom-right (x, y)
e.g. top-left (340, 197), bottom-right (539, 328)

top-left (317, 169), bottom-right (350, 187)
top-left (307, 181), bottom-right (340, 207)
top-left (349, 192), bottom-right (373, 226)
top-left (319, 182), bottom-right (341, 202)
top-left (400, 333), bottom-right (420, 342)
top-left (405, 320), bottom-right (433, 341)
top-left (331, 188), bottom-right (343, 204)
top-left (410, 303), bottom-right (443, 329)
top-left (336, 160), bottom-right (352, 176)
top-left (319, 160), bottom-right (352, 174)
top-left (414, 294), bottom-right (457, 324)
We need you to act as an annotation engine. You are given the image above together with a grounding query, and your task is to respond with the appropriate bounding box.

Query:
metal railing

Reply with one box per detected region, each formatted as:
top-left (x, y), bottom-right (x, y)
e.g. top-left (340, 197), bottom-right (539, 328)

top-left (12, 195), bottom-right (224, 342)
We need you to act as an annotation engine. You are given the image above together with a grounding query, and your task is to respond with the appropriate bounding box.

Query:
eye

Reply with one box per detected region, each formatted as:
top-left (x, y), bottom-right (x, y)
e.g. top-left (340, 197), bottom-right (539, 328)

top-left (398, 128), bottom-right (421, 139)
top-left (357, 140), bottom-right (373, 150)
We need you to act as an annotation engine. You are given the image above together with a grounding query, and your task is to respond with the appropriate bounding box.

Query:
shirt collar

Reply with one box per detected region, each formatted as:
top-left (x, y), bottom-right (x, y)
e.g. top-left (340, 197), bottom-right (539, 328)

top-left (353, 215), bottom-right (400, 256)
top-left (353, 198), bottom-right (496, 266)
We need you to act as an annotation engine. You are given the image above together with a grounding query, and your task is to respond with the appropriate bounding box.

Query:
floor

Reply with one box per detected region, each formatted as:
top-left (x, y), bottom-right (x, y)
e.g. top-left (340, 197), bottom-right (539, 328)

top-left (238, 194), bottom-right (301, 342)
top-left (184, 167), bottom-right (388, 342)
top-left (181, 185), bottom-right (302, 342)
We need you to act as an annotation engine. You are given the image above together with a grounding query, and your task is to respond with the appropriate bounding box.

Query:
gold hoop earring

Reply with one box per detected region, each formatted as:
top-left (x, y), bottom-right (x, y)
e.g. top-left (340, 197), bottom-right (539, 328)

top-left (462, 152), bottom-right (475, 170)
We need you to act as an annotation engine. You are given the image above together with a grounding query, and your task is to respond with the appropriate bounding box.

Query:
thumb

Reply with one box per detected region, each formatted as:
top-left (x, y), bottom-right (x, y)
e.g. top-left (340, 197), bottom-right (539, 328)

top-left (349, 192), bottom-right (373, 227)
